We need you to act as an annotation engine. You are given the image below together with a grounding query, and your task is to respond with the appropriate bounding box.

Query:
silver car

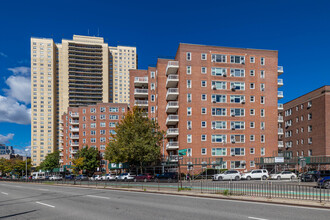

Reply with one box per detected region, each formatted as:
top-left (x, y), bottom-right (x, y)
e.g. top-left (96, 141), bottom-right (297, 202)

top-left (212, 170), bottom-right (241, 181)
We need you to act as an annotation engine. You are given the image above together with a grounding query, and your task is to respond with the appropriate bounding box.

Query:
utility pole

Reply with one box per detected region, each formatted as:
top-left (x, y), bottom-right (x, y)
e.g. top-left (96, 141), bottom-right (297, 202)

top-left (25, 148), bottom-right (29, 182)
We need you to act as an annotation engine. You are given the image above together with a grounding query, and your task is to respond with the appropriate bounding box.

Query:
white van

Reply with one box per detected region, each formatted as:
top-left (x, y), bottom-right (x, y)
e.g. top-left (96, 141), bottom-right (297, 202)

top-left (32, 172), bottom-right (46, 180)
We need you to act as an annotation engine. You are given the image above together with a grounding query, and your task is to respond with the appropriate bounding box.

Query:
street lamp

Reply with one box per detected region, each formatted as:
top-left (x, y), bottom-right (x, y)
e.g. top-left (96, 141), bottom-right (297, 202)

top-left (25, 148), bottom-right (29, 182)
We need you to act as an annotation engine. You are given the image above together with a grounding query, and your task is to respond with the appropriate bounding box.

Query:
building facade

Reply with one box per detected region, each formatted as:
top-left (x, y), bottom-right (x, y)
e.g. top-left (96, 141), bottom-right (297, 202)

top-left (0, 144), bottom-right (14, 155)
top-left (281, 86), bottom-right (330, 157)
top-left (31, 35), bottom-right (136, 166)
top-left (130, 43), bottom-right (284, 171)
top-left (60, 103), bottom-right (128, 173)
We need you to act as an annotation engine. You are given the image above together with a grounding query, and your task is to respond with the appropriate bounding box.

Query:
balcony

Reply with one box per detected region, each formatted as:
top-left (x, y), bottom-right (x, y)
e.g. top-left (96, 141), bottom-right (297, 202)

top-left (71, 142), bottom-right (79, 147)
top-left (277, 78), bottom-right (283, 87)
top-left (71, 113), bottom-right (79, 118)
top-left (278, 141), bottom-right (284, 148)
top-left (134, 100), bottom-right (148, 107)
top-left (71, 150), bottom-right (78, 154)
top-left (71, 127), bottom-right (79, 132)
top-left (278, 128), bottom-right (284, 135)
top-left (70, 120), bottom-right (79, 125)
top-left (278, 91), bottom-right (284, 99)
top-left (166, 101), bottom-right (179, 113)
top-left (60, 120), bottom-right (63, 124)
top-left (166, 61), bottom-right (179, 75)
top-left (166, 141), bottom-right (179, 150)
top-left (166, 75), bottom-right (179, 88)
top-left (166, 88), bottom-right (179, 101)
top-left (166, 128), bottom-right (179, 137)
top-left (166, 115), bottom-right (179, 125)
top-left (71, 135), bottom-right (79, 139)
top-left (278, 103), bottom-right (283, 110)
top-left (278, 116), bottom-right (284, 123)
top-left (134, 77), bottom-right (148, 87)
top-left (59, 133), bottom-right (64, 137)
top-left (59, 159), bottom-right (63, 163)
top-left (278, 66), bottom-right (284, 75)
top-left (59, 152), bottom-right (63, 157)
top-left (59, 140), bottom-right (63, 143)
top-left (134, 89), bottom-right (148, 98)
top-left (59, 146), bottom-right (63, 151)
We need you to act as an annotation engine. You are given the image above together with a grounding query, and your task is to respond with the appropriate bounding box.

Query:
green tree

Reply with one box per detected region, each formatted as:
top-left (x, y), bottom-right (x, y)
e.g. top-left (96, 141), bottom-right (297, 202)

top-left (39, 151), bottom-right (60, 171)
top-left (73, 146), bottom-right (100, 176)
top-left (105, 107), bottom-right (164, 172)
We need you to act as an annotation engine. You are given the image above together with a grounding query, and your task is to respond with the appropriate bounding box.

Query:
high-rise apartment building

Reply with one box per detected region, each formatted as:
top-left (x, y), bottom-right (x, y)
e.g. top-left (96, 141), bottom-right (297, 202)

top-left (280, 86), bottom-right (330, 157)
top-left (31, 35), bottom-right (136, 166)
top-left (61, 103), bottom-right (128, 172)
top-left (130, 43), bottom-right (284, 171)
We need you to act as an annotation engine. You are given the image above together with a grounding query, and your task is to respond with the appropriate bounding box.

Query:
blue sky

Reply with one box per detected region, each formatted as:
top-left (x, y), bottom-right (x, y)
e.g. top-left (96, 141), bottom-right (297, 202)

top-left (0, 0), bottom-right (329, 154)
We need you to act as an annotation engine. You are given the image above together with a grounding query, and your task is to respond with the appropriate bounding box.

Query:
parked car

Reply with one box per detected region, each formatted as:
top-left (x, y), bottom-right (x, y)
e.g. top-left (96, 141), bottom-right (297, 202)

top-left (270, 171), bottom-right (297, 180)
top-left (241, 169), bottom-right (269, 180)
top-left (300, 170), bottom-right (330, 182)
top-left (94, 175), bottom-right (103, 181)
top-left (102, 174), bottom-right (115, 181)
top-left (155, 172), bottom-right (178, 182)
top-left (212, 170), bottom-right (241, 181)
top-left (49, 175), bottom-right (63, 181)
top-left (115, 173), bottom-right (134, 181)
top-left (135, 173), bottom-right (154, 182)
top-left (317, 176), bottom-right (330, 189)
top-left (65, 174), bottom-right (75, 180)
top-left (75, 174), bottom-right (88, 181)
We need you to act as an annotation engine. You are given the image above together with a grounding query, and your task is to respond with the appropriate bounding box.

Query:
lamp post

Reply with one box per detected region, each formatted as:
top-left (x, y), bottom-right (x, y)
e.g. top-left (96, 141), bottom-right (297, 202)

top-left (25, 148), bottom-right (29, 182)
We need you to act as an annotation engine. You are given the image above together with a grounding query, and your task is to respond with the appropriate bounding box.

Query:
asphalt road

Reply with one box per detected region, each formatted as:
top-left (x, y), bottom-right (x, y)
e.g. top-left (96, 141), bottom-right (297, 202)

top-left (0, 182), bottom-right (329, 220)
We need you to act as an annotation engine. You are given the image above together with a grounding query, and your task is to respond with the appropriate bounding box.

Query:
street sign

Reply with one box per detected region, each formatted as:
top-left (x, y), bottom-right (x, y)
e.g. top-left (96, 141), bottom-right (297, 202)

top-left (178, 149), bottom-right (187, 156)
top-left (275, 157), bottom-right (284, 163)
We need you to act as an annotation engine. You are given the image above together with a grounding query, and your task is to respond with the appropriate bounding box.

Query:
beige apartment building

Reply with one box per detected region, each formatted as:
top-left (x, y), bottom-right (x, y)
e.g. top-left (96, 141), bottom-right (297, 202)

top-left (31, 35), bottom-right (136, 166)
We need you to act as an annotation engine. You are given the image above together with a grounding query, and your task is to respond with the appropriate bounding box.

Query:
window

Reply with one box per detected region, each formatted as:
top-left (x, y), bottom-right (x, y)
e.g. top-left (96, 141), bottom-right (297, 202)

top-left (250, 57), bottom-right (255, 63)
top-left (151, 95), bottom-right (155, 102)
top-left (230, 161), bottom-right (246, 169)
top-left (261, 147), bottom-right (265, 156)
top-left (260, 122), bottom-right (265, 130)
top-left (109, 122), bottom-right (116, 127)
top-left (201, 94), bottom-right (207, 101)
top-left (250, 96), bottom-right (255, 102)
top-left (308, 137), bottom-right (312, 144)
top-left (187, 148), bottom-right (192, 157)
top-left (187, 80), bottom-right (192, 88)
top-left (186, 52), bottom-right (191, 61)
top-left (230, 82), bottom-right (245, 90)
top-left (211, 81), bottom-right (226, 90)
top-left (230, 108), bottom-right (245, 117)
top-left (91, 130), bottom-right (96, 135)
top-left (151, 106), bottom-right (155, 113)
top-left (91, 138), bottom-right (96, 143)
top-left (187, 135), bottom-right (192, 143)
top-left (91, 123), bottom-right (96, 128)
top-left (201, 80), bottom-right (206, 87)
top-left (230, 121), bottom-right (245, 130)
top-left (109, 107), bottom-right (119, 112)
top-left (201, 53), bottom-right (207, 60)
top-left (230, 69), bottom-right (245, 77)
top-left (211, 135), bottom-right (227, 143)
top-left (100, 107), bottom-right (106, 112)
top-left (301, 116), bottom-right (304, 121)
top-left (151, 83), bottom-right (155, 90)
top-left (250, 83), bottom-right (255, 89)
top-left (212, 94), bottom-right (226, 103)
top-left (230, 95), bottom-right (245, 103)
top-left (230, 55), bottom-right (245, 64)
top-left (100, 137), bottom-right (106, 143)
top-left (201, 67), bottom-right (207, 74)
top-left (260, 83), bottom-right (265, 91)
top-left (261, 96), bottom-right (265, 104)
top-left (186, 66), bottom-right (191, 74)
top-left (261, 57), bottom-right (265, 65)
top-left (230, 135), bottom-right (245, 143)
top-left (261, 135), bottom-right (265, 143)
top-left (308, 113), bottom-right (312, 120)
top-left (250, 147), bottom-right (255, 154)
top-left (260, 109), bottom-right (265, 117)
top-left (231, 148), bottom-right (245, 156)
top-left (109, 115), bottom-right (119, 120)
top-left (100, 115), bottom-right (106, 120)
top-left (308, 125), bottom-right (312, 132)
top-left (250, 122), bottom-right (255, 128)
top-left (308, 149), bottom-right (312, 156)
top-left (212, 108), bottom-right (226, 116)
top-left (201, 148), bottom-right (207, 155)
top-left (211, 67), bottom-right (227, 76)
top-left (211, 54), bottom-right (226, 63)
top-left (250, 161), bottom-right (255, 167)
top-left (212, 121), bottom-right (226, 129)
top-left (250, 70), bottom-right (255, 76)
top-left (187, 107), bottom-right (192, 116)
top-left (212, 148), bottom-right (226, 156)
top-left (307, 101), bottom-right (312, 108)
top-left (187, 93), bottom-right (192, 102)
top-left (90, 108), bottom-right (96, 113)
top-left (260, 70), bottom-right (265, 78)
top-left (201, 134), bottom-right (207, 141)
top-left (187, 121), bottom-right (192, 129)
top-left (151, 71), bottom-right (155, 79)
top-left (201, 121), bottom-right (206, 128)
top-left (100, 122), bottom-right (106, 127)
top-left (201, 108), bottom-right (207, 114)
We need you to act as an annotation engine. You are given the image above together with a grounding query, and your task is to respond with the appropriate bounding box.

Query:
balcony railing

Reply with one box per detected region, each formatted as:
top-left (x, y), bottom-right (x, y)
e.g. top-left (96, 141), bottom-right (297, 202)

top-left (71, 113), bottom-right (79, 118)
top-left (166, 141), bottom-right (179, 149)
top-left (166, 101), bottom-right (179, 113)
top-left (167, 128), bottom-right (179, 136)
top-left (70, 120), bottom-right (79, 125)
top-left (278, 78), bottom-right (284, 87)
top-left (166, 61), bottom-right (179, 75)
top-left (166, 115), bottom-right (179, 125)
top-left (278, 116), bottom-right (284, 122)
top-left (134, 77), bottom-right (148, 82)
top-left (71, 128), bottom-right (79, 132)
top-left (166, 74), bottom-right (179, 88)
top-left (134, 89), bottom-right (148, 97)
top-left (71, 142), bottom-right (79, 147)
top-left (166, 88), bottom-right (179, 100)
top-left (278, 141), bottom-right (284, 148)
top-left (70, 135), bottom-right (80, 139)
top-left (134, 100), bottom-right (148, 106)
top-left (278, 103), bottom-right (283, 110)
top-left (278, 66), bottom-right (284, 75)
top-left (278, 91), bottom-right (284, 99)
top-left (278, 128), bottom-right (284, 134)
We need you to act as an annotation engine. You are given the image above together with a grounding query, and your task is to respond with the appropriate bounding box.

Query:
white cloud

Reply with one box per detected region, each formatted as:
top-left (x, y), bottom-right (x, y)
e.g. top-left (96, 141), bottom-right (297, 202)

top-left (0, 133), bottom-right (14, 144)
top-left (0, 52), bottom-right (8, 58)
top-left (14, 146), bottom-right (31, 157)
top-left (0, 96), bottom-right (31, 125)
top-left (7, 66), bottom-right (30, 75)
top-left (4, 75), bottom-right (31, 104)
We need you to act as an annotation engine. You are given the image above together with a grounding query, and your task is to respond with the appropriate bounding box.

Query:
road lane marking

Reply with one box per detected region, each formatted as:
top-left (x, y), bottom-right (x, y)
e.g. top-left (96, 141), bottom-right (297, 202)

top-left (248, 217), bottom-right (268, 220)
top-left (1, 192), bottom-right (8, 195)
top-left (37, 189), bottom-right (49, 191)
top-left (85, 195), bottom-right (110, 200)
top-left (36, 201), bottom-right (55, 208)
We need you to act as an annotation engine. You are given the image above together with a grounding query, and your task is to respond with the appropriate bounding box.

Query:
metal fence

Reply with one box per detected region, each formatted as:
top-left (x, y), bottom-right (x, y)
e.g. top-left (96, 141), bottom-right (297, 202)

top-left (1, 179), bottom-right (329, 203)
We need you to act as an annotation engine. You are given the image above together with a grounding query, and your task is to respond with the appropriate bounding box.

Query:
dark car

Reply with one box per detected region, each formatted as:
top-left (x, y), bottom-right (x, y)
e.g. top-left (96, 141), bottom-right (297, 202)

top-left (135, 173), bottom-right (154, 182)
top-left (65, 174), bottom-right (75, 180)
top-left (155, 172), bottom-right (178, 182)
top-left (318, 176), bottom-right (330, 189)
top-left (300, 170), bottom-right (330, 182)
top-left (75, 174), bottom-right (88, 181)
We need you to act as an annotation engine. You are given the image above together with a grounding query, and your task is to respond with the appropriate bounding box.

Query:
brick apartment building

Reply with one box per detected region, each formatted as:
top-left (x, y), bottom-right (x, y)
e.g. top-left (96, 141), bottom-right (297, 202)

top-left (130, 43), bottom-right (284, 171)
top-left (281, 86), bottom-right (330, 158)
top-left (60, 103), bottom-right (128, 173)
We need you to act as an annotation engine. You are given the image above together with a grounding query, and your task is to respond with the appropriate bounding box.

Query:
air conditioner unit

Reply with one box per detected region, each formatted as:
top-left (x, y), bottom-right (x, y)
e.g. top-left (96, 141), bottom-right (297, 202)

top-left (241, 100), bottom-right (245, 104)
top-left (212, 127), bottom-right (216, 130)
top-left (212, 85), bottom-right (217, 90)
top-left (261, 127), bottom-right (265, 130)
top-left (212, 99), bottom-right (216, 103)
top-left (231, 113), bottom-right (235, 117)
top-left (211, 59), bottom-right (216, 62)
top-left (231, 140), bottom-right (236, 144)
top-left (261, 88), bottom-right (265, 91)
top-left (188, 99), bottom-right (192, 103)
top-left (231, 153), bottom-right (235, 156)
top-left (188, 126), bottom-right (192, 130)
top-left (223, 74), bottom-right (227, 77)
top-left (231, 127), bottom-right (236, 130)
top-left (241, 60), bottom-right (245, 64)
top-left (231, 88), bottom-right (236, 92)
